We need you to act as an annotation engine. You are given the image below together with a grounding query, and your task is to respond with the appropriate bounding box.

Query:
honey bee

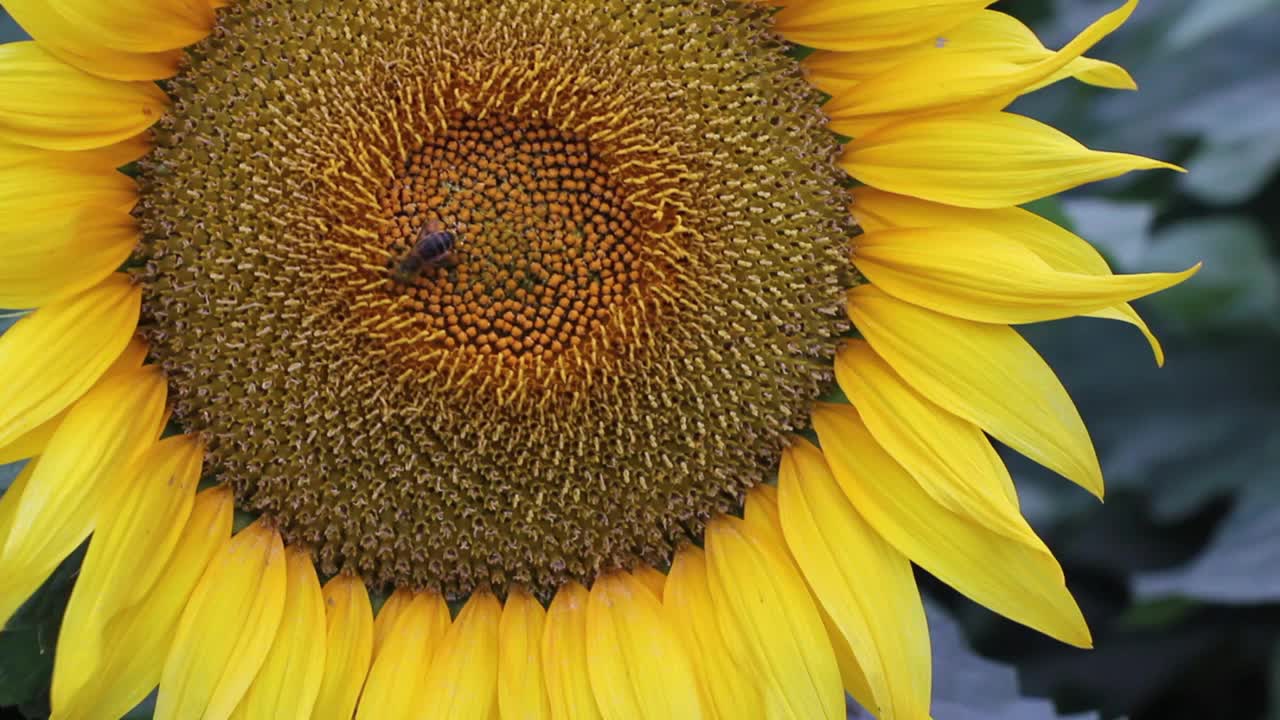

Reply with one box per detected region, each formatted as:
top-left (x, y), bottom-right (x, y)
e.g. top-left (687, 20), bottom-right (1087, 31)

top-left (394, 219), bottom-right (458, 282)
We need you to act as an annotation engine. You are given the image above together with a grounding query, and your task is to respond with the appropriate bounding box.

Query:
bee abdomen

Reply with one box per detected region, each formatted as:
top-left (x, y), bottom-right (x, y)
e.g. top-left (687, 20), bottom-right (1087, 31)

top-left (413, 231), bottom-right (456, 264)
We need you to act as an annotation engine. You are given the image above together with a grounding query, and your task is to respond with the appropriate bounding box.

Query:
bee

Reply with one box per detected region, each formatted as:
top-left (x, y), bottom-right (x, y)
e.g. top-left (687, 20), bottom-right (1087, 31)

top-left (394, 219), bottom-right (458, 282)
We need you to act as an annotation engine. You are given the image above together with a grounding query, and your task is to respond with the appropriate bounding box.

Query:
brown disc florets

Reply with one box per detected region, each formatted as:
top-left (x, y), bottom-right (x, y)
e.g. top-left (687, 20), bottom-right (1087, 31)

top-left (138, 0), bottom-right (855, 598)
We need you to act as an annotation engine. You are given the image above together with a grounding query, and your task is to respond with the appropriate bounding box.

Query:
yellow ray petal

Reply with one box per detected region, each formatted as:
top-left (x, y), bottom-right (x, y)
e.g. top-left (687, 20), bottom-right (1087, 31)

top-left (0, 459), bottom-right (37, 569)
top-left (775, 0), bottom-right (994, 52)
top-left (738, 487), bottom-right (881, 713)
top-left (0, 274), bottom-right (141, 447)
top-left (812, 402), bottom-right (1091, 647)
top-left (355, 590), bottom-right (451, 720)
top-left (632, 564), bottom-right (667, 600)
top-left (0, 42), bottom-right (168, 151)
top-left (1, 5), bottom-right (182, 81)
top-left (705, 515), bottom-right (844, 720)
top-left (665, 546), bottom-right (762, 720)
top-left (841, 111), bottom-right (1182, 209)
top-left (0, 366), bottom-right (165, 627)
top-left (543, 582), bottom-right (604, 720)
top-left (156, 520), bottom-right (288, 720)
top-left (420, 591), bottom-right (501, 719)
top-left (230, 546), bottom-right (327, 720)
top-left (0, 210), bottom-right (138, 308)
top-left (833, 339), bottom-right (1039, 543)
top-left (1, 164), bottom-right (138, 233)
top-left (8, 0), bottom-right (214, 55)
top-left (805, 4), bottom-right (1136, 100)
top-left (0, 335), bottom-right (148, 465)
top-left (741, 484), bottom-right (786, 549)
top-left (586, 571), bottom-right (704, 720)
top-left (825, 0), bottom-right (1139, 136)
top-left (849, 286), bottom-right (1106, 496)
top-left (944, 10), bottom-right (1136, 92)
top-left (850, 187), bottom-right (1167, 363)
top-left (313, 574), bottom-right (374, 720)
top-left (52, 435), bottom-right (202, 703)
top-left (853, 226), bottom-right (1199, 324)
top-left (0, 135), bottom-right (151, 170)
top-left (778, 439), bottom-right (931, 720)
top-left (498, 587), bottom-right (552, 720)
top-left (817, 606), bottom-right (878, 714)
top-left (50, 486), bottom-right (234, 720)
top-left (371, 588), bottom-right (414, 660)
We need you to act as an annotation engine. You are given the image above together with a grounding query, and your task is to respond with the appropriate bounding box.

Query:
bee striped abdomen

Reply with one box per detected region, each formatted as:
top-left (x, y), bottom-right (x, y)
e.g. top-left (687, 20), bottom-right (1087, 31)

top-left (414, 230), bottom-right (456, 264)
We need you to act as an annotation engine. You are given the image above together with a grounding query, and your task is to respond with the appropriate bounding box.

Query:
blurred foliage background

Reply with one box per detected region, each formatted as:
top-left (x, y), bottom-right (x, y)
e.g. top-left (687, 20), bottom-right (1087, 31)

top-left (2, 0), bottom-right (1278, 718)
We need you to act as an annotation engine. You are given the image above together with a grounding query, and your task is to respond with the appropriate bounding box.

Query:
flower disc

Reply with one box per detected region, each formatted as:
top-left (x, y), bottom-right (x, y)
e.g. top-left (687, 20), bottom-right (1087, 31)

top-left (138, 0), bottom-right (854, 597)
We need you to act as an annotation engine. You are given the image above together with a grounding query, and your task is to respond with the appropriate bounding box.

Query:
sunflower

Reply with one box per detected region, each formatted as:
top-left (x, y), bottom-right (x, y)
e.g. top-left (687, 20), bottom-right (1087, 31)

top-left (0, 0), bottom-right (1197, 718)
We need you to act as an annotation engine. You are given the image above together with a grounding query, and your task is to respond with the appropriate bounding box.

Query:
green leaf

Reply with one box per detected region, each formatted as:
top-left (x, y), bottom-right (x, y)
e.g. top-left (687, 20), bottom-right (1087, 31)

top-left (1117, 597), bottom-right (1200, 629)
top-left (0, 546), bottom-right (85, 711)
top-left (1183, 136), bottom-right (1280, 206)
top-left (1133, 479), bottom-right (1280, 603)
top-left (1143, 217), bottom-right (1280, 333)
top-left (1163, 0), bottom-right (1280, 51)
top-left (1060, 199), bottom-right (1155, 270)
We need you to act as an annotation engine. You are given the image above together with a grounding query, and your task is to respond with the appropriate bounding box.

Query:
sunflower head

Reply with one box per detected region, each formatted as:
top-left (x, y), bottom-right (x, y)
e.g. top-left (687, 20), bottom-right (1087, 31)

top-left (0, 0), bottom-right (1197, 718)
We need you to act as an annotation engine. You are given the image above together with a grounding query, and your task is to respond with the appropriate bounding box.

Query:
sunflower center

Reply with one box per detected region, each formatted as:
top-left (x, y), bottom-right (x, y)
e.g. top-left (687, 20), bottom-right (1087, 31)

top-left (138, 0), bottom-right (854, 598)
top-left (376, 115), bottom-right (643, 362)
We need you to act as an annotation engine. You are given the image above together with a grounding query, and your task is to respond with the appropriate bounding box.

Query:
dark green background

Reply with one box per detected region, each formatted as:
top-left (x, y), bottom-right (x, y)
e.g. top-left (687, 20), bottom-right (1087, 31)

top-left (3, 0), bottom-right (1279, 718)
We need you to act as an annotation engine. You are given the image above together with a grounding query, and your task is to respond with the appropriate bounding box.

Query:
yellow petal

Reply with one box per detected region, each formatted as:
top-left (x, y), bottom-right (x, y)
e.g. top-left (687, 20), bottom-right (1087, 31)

top-left (9, 0), bottom-right (214, 55)
top-left (705, 515), bottom-right (844, 720)
top-left (0, 459), bottom-right (37, 572)
top-left (231, 546), bottom-right (327, 720)
top-left (420, 591), bottom-right (501, 719)
top-left (0, 210), bottom-right (138, 308)
top-left (1, 5), bottom-right (182, 81)
top-left (775, 0), bottom-right (994, 52)
top-left (741, 484), bottom-right (786, 549)
top-left (355, 590), bottom-right (451, 720)
top-left (0, 42), bottom-right (169, 150)
top-left (841, 111), bottom-right (1182, 209)
top-left (812, 402), bottom-right (1091, 647)
top-left (498, 587), bottom-right (552, 720)
top-left (52, 435), bottom-right (202, 704)
top-left (804, 5), bottom-right (1136, 99)
top-left (849, 286), bottom-right (1106, 496)
top-left (0, 366), bottom-right (165, 627)
top-left (664, 546), bottom-right (762, 720)
top-left (833, 339), bottom-right (1039, 542)
top-left (778, 438), bottom-right (931, 720)
top-left (0, 335), bottom-right (148, 464)
top-left (737, 487), bottom-right (883, 712)
top-left (1, 163), bottom-right (138, 233)
top-left (542, 582), bottom-right (605, 720)
top-left (0, 274), bottom-right (141, 447)
top-left (371, 588), bottom-right (415, 660)
top-left (312, 575), bottom-right (374, 720)
top-left (943, 10), bottom-right (1136, 92)
top-left (632, 564), bottom-right (667, 600)
top-left (825, 0), bottom-right (1138, 135)
top-left (49, 486), bottom-right (234, 720)
top-left (817, 607), bottom-right (877, 714)
top-left (156, 520), bottom-right (288, 720)
top-left (0, 134), bottom-right (151, 170)
top-left (850, 187), bottom-right (1167, 363)
top-left (585, 572), bottom-right (704, 720)
top-left (853, 226), bottom-right (1199, 324)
